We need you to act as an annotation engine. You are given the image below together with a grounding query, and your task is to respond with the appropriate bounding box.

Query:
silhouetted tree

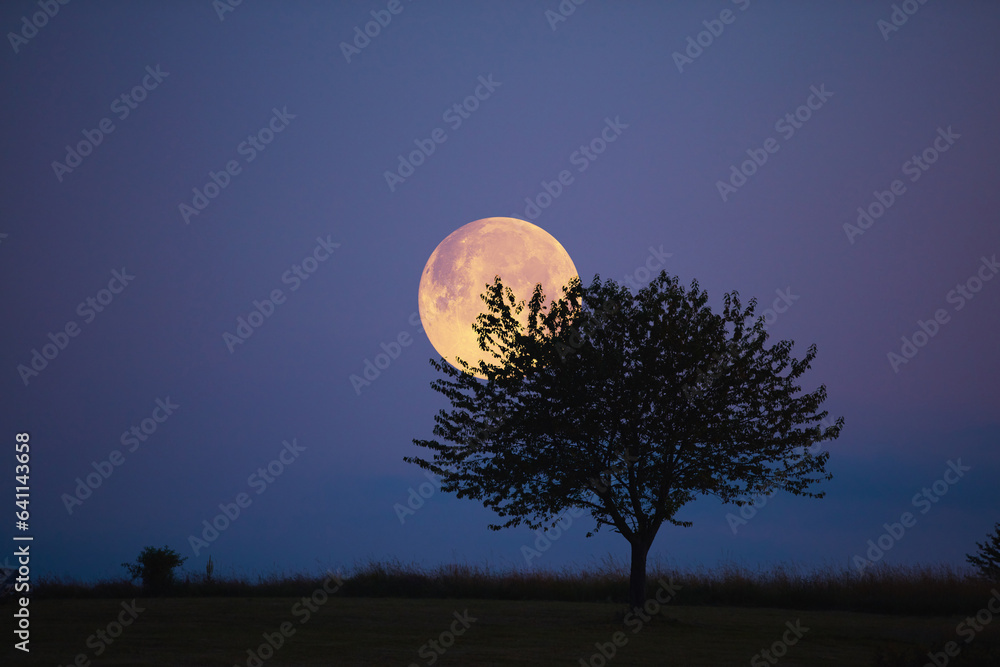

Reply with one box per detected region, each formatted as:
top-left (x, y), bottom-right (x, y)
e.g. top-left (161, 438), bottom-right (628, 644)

top-left (406, 272), bottom-right (842, 611)
top-left (966, 523), bottom-right (1000, 582)
top-left (122, 545), bottom-right (187, 595)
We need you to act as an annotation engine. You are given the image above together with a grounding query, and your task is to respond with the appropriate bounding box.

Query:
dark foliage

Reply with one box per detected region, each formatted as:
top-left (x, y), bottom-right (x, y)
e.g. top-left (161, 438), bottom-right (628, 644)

top-left (407, 272), bottom-right (843, 608)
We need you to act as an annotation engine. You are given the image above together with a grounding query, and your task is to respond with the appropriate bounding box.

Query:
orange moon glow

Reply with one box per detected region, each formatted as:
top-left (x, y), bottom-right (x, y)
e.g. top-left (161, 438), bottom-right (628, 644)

top-left (418, 217), bottom-right (579, 378)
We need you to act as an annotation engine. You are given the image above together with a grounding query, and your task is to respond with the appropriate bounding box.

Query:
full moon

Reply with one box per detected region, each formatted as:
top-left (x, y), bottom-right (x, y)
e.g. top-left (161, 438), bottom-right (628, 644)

top-left (418, 217), bottom-right (579, 378)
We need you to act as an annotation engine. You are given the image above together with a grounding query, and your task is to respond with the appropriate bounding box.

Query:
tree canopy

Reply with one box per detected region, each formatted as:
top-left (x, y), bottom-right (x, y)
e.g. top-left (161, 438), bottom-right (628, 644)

top-left (406, 271), bottom-right (842, 609)
top-left (966, 522), bottom-right (1000, 582)
top-left (121, 545), bottom-right (187, 595)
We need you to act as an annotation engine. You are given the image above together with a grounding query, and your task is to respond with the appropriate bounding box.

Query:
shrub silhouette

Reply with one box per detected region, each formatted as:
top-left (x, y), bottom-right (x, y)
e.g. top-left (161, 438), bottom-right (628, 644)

top-left (122, 545), bottom-right (187, 595)
top-left (966, 522), bottom-right (1000, 582)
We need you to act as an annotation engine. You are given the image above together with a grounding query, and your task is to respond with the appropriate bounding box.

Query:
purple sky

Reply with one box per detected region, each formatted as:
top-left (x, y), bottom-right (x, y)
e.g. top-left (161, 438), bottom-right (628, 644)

top-left (2, 1), bottom-right (998, 582)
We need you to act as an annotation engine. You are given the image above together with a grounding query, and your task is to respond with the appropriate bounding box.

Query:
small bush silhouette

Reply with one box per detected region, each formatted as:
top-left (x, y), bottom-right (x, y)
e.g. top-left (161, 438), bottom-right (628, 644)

top-left (967, 522), bottom-right (1000, 582)
top-left (121, 545), bottom-right (187, 595)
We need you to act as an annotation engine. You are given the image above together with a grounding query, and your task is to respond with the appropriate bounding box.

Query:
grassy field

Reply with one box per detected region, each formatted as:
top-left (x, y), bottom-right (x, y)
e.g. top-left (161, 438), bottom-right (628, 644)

top-left (8, 561), bottom-right (1000, 665)
top-left (6, 596), bottom-right (1000, 666)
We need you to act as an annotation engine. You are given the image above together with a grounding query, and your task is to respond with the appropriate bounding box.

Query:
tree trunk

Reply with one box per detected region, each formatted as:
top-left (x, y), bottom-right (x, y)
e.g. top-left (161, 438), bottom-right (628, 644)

top-left (628, 538), bottom-right (651, 611)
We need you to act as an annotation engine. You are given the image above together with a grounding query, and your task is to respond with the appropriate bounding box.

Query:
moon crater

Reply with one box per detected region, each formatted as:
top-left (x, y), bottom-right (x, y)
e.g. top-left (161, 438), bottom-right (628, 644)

top-left (418, 217), bottom-right (579, 378)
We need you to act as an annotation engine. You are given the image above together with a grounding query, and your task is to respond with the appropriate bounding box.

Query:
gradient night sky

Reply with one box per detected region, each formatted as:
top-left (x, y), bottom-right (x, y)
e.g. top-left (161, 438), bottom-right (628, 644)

top-left (2, 1), bottom-right (998, 583)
